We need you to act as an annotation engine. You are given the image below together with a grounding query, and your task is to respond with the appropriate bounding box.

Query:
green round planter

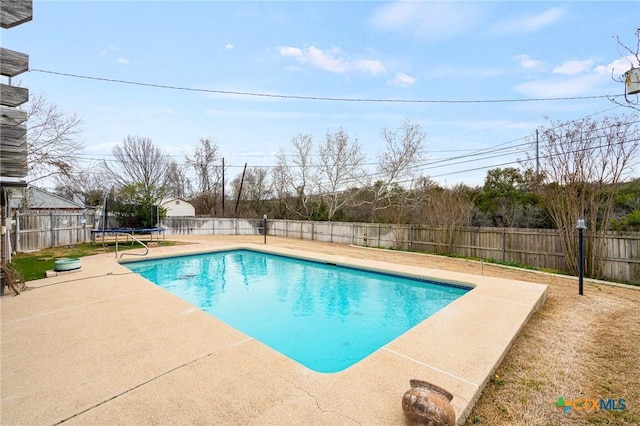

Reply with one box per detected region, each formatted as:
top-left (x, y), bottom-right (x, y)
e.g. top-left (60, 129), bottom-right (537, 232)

top-left (54, 258), bottom-right (81, 272)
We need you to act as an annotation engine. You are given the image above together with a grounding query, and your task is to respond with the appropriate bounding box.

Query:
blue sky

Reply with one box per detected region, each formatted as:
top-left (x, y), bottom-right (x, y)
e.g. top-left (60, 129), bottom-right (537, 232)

top-left (4, 0), bottom-right (639, 187)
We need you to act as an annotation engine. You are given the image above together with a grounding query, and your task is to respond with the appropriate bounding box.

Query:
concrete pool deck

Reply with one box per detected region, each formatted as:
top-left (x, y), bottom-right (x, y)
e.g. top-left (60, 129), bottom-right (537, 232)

top-left (1, 238), bottom-right (547, 425)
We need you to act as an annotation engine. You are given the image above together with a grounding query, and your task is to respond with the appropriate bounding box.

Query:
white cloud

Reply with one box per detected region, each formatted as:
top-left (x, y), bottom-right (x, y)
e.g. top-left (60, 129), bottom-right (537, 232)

top-left (98, 44), bottom-right (118, 57)
top-left (355, 59), bottom-right (386, 76)
top-left (369, 2), bottom-right (484, 41)
top-left (514, 54), bottom-right (545, 71)
top-left (553, 59), bottom-right (595, 75)
top-left (513, 54), bottom-right (631, 98)
top-left (278, 45), bottom-right (386, 76)
top-left (597, 55), bottom-right (639, 79)
top-left (513, 74), bottom-right (603, 98)
top-left (390, 72), bottom-right (416, 88)
top-left (306, 46), bottom-right (348, 74)
top-left (492, 7), bottom-right (565, 34)
top-left (99, 45), bottom-right (128, 64)
top-left (279, 46), bottom-right (303, 57)
top-left (225, 43), bottom-right (234, 50)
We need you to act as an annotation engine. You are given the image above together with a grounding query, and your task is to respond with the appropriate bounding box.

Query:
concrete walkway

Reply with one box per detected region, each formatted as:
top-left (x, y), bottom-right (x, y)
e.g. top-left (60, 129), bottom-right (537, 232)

top-left (1, 239), bottom-right (547, 425)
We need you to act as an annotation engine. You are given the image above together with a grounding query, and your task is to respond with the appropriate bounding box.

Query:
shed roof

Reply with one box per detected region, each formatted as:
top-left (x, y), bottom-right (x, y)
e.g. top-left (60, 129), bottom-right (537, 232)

top-left (10, 186), bottom-right (84, 209)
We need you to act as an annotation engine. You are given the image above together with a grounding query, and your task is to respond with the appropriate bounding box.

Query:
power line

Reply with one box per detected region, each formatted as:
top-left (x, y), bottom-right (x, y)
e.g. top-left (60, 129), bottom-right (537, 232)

top-left (60, 135), bottom-right (639, 194)
top-left (410, 137), bottom-right (640, 182)
top-left (52, 118), bottom-right (640, 184)
top-left (31, 68), bottom-right (617, 104)
top-left (29, 69), bottom-right (638, 191)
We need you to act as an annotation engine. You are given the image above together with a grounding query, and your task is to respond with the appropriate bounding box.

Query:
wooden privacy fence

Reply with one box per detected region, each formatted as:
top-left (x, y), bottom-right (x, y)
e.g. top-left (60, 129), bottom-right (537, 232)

top-left (11, 210), bottom-right (96, 253)
top-left (161, 217), bottom-right (640, 283)
top-left (9, 212), bottom-right (640, 283)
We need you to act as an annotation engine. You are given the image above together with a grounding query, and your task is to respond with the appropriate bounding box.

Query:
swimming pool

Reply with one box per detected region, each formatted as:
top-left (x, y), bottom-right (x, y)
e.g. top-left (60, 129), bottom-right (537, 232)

top-left (125, 249), bottom-right (469, 373)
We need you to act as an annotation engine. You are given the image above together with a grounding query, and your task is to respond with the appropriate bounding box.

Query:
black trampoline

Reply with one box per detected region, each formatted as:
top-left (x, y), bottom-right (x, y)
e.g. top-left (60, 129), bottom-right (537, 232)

top-left (91, 227), bottom-right (165, 244)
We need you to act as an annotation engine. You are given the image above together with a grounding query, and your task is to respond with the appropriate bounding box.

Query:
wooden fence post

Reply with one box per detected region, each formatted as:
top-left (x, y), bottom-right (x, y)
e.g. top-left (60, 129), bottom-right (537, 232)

top-left (351, 223), bottom-right (354, 245)
top-left (474, 227), bottom-right (479, 259)
top-left (409, 225), bottom-right (413, 251)
top-left (50, 211), bottom-right (55, 247)
top-left (81, 211), bottom-right (87, 243)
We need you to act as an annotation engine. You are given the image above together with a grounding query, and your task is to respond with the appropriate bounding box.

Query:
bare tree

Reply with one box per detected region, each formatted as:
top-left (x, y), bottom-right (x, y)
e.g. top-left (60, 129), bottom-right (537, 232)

top-left (318, 128), bottom-right (365, 220)
top-left (272, 133), bottom-right (318, 220)
top-left (104, 135), bottom-right (170, 203)
top-left (422, 184), bottom-right (474, 255)
top-left (53, 165), bottom-right (113, 207)
top-left (359, 121), bottom-right (427, 221)
top-left (185, 138), bottom-right (225, 215)
top-left (164, 160), bottom-right (190, 200)
top-left (382, 183), bottom-right (424, 248)
top-left (529, 114), bottom-right (640, 278)
top-left (271, 159), bottom-right (290, 218)
top-left (26, 93), bottom-right (84, 184)
top-left (611, 27), bottom-right (640, 110)
top-left (230, 167), bottom-right (272, 217)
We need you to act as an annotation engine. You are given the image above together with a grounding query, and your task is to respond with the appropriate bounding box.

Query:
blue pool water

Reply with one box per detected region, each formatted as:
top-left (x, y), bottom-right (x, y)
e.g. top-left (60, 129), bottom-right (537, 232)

top-left (125, 249), bottom-right (469, 373)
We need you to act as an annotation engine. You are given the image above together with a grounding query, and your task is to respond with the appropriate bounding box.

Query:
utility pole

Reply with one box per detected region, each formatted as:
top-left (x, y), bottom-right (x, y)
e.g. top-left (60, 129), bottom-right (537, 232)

top-left (234, 163), bottom-right (247, 216)
top-left (535, 129), bottom-right (540, 174)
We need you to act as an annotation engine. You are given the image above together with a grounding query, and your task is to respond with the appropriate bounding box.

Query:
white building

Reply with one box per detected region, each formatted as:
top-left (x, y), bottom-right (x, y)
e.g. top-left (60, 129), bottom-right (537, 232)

top-left (160, 198), bottom-right (196, 217)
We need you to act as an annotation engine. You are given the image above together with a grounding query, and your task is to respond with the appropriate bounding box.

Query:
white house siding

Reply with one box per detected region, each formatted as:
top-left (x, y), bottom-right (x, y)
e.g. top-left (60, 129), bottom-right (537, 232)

top-left (160, 198), bottom-right (196, 217)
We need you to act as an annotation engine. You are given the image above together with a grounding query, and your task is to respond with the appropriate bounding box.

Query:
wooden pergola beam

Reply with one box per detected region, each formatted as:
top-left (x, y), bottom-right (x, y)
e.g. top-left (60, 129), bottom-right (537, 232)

top-left (0, 0), bottom-right (33, 29)
top-left (0, 47), bottom-right (29, 77)
top-left (0, 106), bottom-right (27, 126)
top-left (0, 84), bottom-right (28, 108)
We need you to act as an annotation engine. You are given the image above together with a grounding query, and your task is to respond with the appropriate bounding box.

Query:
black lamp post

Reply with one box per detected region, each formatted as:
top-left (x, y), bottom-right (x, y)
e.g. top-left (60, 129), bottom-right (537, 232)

top-left (263, 214), bottom-right (267, 244)
top-left (576, 218), bottom-right (586, 296)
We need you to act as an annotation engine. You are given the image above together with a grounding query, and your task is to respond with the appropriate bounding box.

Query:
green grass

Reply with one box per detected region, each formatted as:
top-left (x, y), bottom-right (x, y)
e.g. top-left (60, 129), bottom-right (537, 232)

top-left (10, 241), bottom-right (174, 281)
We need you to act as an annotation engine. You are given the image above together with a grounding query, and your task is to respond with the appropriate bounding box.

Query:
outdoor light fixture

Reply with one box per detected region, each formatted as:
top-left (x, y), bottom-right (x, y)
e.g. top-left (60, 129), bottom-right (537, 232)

top-left (576, 218), bottom-right (587, 296)
top-left (263, 214), bottom-right (267, 244)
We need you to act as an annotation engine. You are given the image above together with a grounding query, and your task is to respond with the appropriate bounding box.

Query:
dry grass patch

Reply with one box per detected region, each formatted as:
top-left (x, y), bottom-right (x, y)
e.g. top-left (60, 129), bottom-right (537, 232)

top-left (466, 284), bottom-right (640, 425)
